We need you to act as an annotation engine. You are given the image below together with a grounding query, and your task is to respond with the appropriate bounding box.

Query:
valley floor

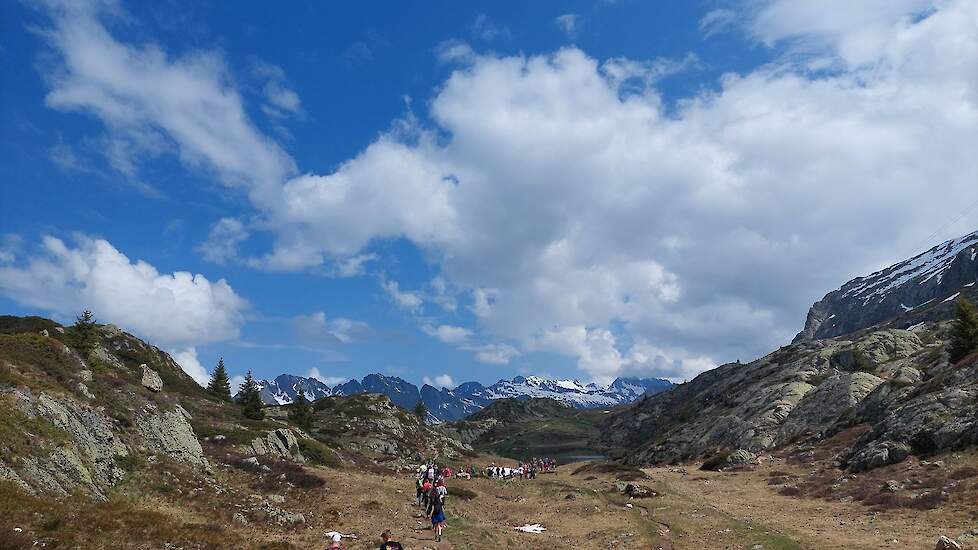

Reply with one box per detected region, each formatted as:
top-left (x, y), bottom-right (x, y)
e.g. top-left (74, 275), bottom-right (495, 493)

top-left (4, 450), bottom-right (976, 549)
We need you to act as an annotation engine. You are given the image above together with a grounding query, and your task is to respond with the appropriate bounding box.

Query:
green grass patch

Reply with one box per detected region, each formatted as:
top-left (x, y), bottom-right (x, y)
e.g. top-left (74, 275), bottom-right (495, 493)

top-left (0, 334), bottom-right (77, 392)
top-left (725, 517), bottom-right (802, 550)
top-left (0, 404), bottom-right (69, 461)
top-left (299, 437), bottom-right (342, 468)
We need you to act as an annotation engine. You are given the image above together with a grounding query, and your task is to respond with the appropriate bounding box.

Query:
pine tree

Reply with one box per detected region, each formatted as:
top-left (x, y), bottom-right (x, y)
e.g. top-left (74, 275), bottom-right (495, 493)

top-left (288, 388), bottom-right (314, 431)
top-left (949, 298), bottom-right (978, 363)
top-left (71, 310), bottom-right (98, 359)
top-left (207, 357), bottom-right (232, 400)
top-left (413, 400), bottom-right (427, 420)
top-left (239, 370), bottom-right (265, 420)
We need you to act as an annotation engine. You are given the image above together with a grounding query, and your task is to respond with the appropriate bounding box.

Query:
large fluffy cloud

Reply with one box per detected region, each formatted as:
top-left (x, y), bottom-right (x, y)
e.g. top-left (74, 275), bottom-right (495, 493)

top-left (35, 0), bottom-right (295, 196)
top-left (0, 235), bottom-right (248, 384)
top-left (33, 0), bottom-right (978, 383)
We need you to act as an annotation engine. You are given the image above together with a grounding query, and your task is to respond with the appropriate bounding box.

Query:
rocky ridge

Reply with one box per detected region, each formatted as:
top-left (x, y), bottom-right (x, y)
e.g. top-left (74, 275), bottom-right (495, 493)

top-left (795, 230), bottom-right (978, 342)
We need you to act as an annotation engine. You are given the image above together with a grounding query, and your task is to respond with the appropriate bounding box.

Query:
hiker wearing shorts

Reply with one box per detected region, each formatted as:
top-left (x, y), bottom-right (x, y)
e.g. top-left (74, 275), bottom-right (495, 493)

top-left (430, 482), bottom-right (447, 542)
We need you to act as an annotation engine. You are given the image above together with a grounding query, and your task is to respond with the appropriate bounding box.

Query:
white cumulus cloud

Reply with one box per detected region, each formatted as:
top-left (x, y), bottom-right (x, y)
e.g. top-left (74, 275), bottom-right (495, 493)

top-left (421, 324), bottom-right (473, 344)
top-left (0, 234), bottom-right (248, 383)
top-left (306, 367), bottom-right (347, 386)
top-left (32, 0), bottom-right (978, 384)
top-left (422, 374), bottom-right (456, 389)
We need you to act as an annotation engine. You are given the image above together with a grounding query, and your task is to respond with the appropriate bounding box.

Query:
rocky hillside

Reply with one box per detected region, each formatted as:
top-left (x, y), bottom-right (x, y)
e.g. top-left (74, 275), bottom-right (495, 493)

top-left (441, 398), bottom-right (606, 460)
top-left (603, 326), bottom-right (967, 467)
top-left (795, 229), bottom-right (978, 342)
top-left (284, 393), bottom-right (469, 468)
top-left (246, 371), bottom-right (673, 423)
top-left (0, 315), bottom-right (467, 503)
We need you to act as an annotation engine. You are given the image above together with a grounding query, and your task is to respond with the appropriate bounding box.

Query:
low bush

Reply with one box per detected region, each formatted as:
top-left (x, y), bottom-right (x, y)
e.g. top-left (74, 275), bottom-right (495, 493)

top-left (450, 486), bottom-right (478, 501)
top-left (298, 438), bottom-right (341, 468)
top-left (699, 449), bottom-right (733, 471)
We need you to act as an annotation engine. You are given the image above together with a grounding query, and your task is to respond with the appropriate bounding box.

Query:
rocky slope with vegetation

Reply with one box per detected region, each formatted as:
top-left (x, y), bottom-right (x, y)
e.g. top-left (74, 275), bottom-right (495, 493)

top-left (0, 315), bottom-right (465, 500)
top-left (603, 230), bottom-right (978, 476)
top-left (441, 397), bottom-right (606, 460)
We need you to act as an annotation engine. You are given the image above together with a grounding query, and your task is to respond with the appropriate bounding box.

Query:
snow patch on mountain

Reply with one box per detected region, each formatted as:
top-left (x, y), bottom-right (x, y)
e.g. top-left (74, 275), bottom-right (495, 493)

top-left (242, 372), bottom-right (673, 423)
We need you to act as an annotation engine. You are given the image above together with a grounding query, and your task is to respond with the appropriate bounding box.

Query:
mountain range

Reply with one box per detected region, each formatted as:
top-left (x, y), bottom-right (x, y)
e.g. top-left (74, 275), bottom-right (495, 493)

top-left (245, 372), bottom-right (673, 423)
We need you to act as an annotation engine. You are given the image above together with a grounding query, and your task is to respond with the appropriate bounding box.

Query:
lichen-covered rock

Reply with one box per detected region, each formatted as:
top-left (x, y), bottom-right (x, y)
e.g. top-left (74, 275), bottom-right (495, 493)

top-left (855, 330), bottom-right (923, 364)
top-left (604, 324), bottom-right (973, 470)
top-left (846, 441), bottom-right (911, 472)
top-left (0, 460), bottom-right (33, 494)
top-left (777, 372), bottom-right (883, 444)
top-left (2, 390), bottom-right (129, 500)
top-left (135, 404), bottom-right (207, 470)
top-left (141, 364), bottom-right (163, 392)
top-left (250, 428), bottom-right (305, 463)
top-left (725, 449), bottom-right (758, 467)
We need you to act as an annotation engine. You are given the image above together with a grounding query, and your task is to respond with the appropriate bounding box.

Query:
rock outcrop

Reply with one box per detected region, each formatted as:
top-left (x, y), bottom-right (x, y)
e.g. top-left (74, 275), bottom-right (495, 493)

top-left (1, 389), bottom-right (129, 500)
top-left (135, 403), bottom-right (208, 470)
top-left (250, 428), bottom-right (305, 463)
top-left (603, 325), bottom-right (976, 470)
top-left (141, 364), bottom-right (163, 392)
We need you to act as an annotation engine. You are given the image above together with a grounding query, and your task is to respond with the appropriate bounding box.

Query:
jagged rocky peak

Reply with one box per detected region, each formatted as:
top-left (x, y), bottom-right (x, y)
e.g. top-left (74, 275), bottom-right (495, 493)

top-left (254, 374), bottom-right (334, 405)
top-left (795, 229), bottom-right (978, 342)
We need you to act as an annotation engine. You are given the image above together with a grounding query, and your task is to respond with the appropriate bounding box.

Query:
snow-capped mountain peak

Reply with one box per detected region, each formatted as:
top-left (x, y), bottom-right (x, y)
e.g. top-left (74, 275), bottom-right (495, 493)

top-left (240, 373), bottom-right (674, 424)
top-left (795, 229), bottom-right (978, 342)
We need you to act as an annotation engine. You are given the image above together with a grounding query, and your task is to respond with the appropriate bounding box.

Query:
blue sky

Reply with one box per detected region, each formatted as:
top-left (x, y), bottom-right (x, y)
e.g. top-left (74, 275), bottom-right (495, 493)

top-left (1, 0), bottom-right (977, 390)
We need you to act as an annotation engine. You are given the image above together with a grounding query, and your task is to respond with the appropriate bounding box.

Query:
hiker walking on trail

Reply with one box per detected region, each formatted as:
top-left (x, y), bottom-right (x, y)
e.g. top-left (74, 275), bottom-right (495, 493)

top-left (421, 478), bottom-right (433, 510)
top-left (415, 475), bottom-right (425, 506)
top-left (429, 479), bottom-right (447, 542)
top-left (379, 529), bottom-right (404, 550)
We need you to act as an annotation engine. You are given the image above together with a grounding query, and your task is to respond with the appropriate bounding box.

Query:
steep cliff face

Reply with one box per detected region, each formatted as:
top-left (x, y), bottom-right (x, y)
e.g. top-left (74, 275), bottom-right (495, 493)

top-left (795, 230), bottom-right (978, 342)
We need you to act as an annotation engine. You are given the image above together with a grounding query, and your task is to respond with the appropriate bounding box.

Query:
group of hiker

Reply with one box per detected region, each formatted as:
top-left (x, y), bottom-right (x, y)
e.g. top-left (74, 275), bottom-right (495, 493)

top-left (485, 457), bottom-right (557, 480)
top-left (415, 462), bottom-right (451, 543)
top-left (327, 457), bottom-right (561, 548)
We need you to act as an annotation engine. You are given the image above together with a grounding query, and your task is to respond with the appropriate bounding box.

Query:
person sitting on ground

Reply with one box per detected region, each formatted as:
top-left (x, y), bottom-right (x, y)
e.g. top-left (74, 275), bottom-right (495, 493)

top-left (327, 533), bottom-right (346, 550)
top-left (378, 529), bottom-right (404, 550)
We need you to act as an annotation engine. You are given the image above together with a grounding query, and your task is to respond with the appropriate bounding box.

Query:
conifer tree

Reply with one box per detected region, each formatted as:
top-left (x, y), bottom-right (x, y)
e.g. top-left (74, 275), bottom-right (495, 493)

top-left (288, 388), bottom-right (314, 431)
top-left (949, 297), bottom-right (978, 363)
top-left (239, 370), bottom-right (265, 420)
top-left (71, 310), bottom-right (98, 359)
top-left (207, 357), bottom-right (232, 400)
top-left (413, 400), bottom-right (427, 420)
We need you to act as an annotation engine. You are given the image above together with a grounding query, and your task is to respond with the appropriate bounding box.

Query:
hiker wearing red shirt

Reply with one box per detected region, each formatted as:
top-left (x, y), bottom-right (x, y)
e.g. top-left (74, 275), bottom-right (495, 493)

top-left (442, 466), bottom-right (452, 478)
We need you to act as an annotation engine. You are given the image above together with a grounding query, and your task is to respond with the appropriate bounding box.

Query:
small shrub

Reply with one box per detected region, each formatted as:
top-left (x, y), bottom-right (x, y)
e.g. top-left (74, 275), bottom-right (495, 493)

top-left (297, 438), bottom-right (341, 468)
top-left (778, 485), bottom-right (801, 497)
top-left (950, 467), bottom-right (978, 480)
top-left (450, 486), bottom-right (478, 500)
top-left (114, 454), bottom-right (140, 472)
top-left (699, 449), bottom-right (733, 471)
